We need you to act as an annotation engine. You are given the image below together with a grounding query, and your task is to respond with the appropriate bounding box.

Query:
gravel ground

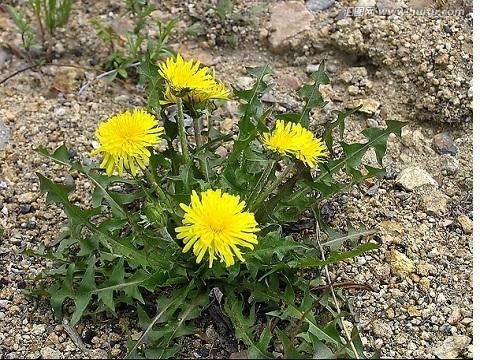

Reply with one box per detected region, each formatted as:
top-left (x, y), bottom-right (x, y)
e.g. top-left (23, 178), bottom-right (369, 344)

top-left (0, 0), bottom-right (473, 358)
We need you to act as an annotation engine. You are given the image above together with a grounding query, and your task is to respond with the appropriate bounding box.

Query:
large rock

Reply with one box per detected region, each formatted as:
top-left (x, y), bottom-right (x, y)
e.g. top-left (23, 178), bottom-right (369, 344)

top-left (345, 98), bottom-right (381, 115)
top-left (372, 319), bottom-right (393, 338)
top-left (440, 154), bottom-right (460, 176)
top-left (388, 250), bottom-right (415, 278)
top-left (40, 347), bottom-right (63, 359)
top-left (433, 133), bottom-right (458, 155)
top-left (420, 190), bottom-right (449, 215)
top-left (457, 215), bottom-right (473, 235)
top-left (434, 335), bottom-right (471, 359)
top-left (396, 167), bottom-right (437, 191)
top-left (268, 1), bottom-right (314, 54)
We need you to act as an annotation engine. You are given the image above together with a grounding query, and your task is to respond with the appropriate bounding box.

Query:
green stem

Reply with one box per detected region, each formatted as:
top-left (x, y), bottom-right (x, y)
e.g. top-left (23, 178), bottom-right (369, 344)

top-left (143, 167), bottom-right (171, 207)
top-left (246, 159), bottom-right (276, 209)
top-left (207, 111), bottom-right (213, 134)
top-left (250, 164), bottom-right (294, 212)
top-left (175, 97), bottom-right (191, 165)
top-left (193, 115), bottom-right (202, 150)
top-left (256, 165), bottom-right (305, 221)
top-left (193, 114), bottom-right (208, 179)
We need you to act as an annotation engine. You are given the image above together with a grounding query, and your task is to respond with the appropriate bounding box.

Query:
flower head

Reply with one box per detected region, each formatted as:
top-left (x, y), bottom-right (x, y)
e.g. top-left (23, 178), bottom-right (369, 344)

top-left (159, 54), bottom-right (229, 104)
top-left (262, 120), bottom-right (328, 168)
top-left (92, 109), bottom-right (163, 176)
top-left (176, 189), bottom-right (260, 268)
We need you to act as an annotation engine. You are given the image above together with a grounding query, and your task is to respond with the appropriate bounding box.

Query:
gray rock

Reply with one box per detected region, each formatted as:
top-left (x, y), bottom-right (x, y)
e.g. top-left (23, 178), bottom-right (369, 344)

top-left (113, 94), bottom-right (130, 104)
top-left (40, 347), bottom-right (63, 359)
top-left (433, 133), bottom-right (458, 155)
top-left (372, 319), bottom-right (393, 338)
top-left (345, 98), bottom-right (380, 115)
top-left (63, 174), bottom-right (75, 188)
top-left (31, 324), bottom-right (46, 335)
top-left (356, 0), bottom-right (376, 6)
top-left (261, 92), bottom-right (276, 103)
top-left (376, 0), bottom-right (399, 11)
top-left (306, 64), bottom-right (320, 73)
top-left (397, 167), bottom-right (437, 191)
top-left (0, 47), bottom-right (11, 69)
top-left (17, 192), bottom-right (36, 204)
top-left (339, 67), bottom-right (368, 84)
top-left (306, 0), bottom-right (335, 11)
top-left (268, 1), bottom-right (314, 54)
top-left (90, 349), bottom-right (109, 359)
top-left (367, 185), bottom-right (379, 196)
top-left (434, 335), bottom-right (471, 359)
top-left (0, 121), bottom-right (10, 150)
top-left (235, 76), bottom-right (255, 90)
top-left (440, 154), bottom-right (460, 176)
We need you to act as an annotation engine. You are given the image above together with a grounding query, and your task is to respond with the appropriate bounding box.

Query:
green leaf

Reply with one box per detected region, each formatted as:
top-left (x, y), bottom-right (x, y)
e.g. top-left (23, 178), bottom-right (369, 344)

top-left (322, 107), bottom-right (360, 152)
top-left (126, 281), bottom-right (196, 358)
top-left (157, 290), bottom-right (208, 355)
top-left (318, 225), bottom-right (375, 252)
top-left (138, 53), bottom-right (163, 113)
top-left (37, 173), bottom-right (149, 266)
top-left (229, 65), bottom-right (273, 164)
top-left (216, 0), bottom-right (233, 20)
top-left (224, 291), bottom-right (273, 359)
top-left (49, 263), bottom-right (75, 319)
top-left (36, 145), bottom-right (133, 219)
top-left (254, 324), bottom-right (273, 358)
top-left (98, 259), bottom-right (125, 313)
top-left (246, 232), bottom-right (308, 263)
top-left (71, 256), bottom-right (96, 326)
top-left (361, 120), bottom-right (405, 165)
top-left (276, 112), bottom-right (301, 123)
top-left (350, 325), bottom-right (368, 359)
top-left (277, 329), bottom-right (303, 359)
top-left (297, 60), bottom-right (330, 126)
top-left (310, 334), bottom-right (335, 359)
top-left (288, 242), bottom-right (379, 269)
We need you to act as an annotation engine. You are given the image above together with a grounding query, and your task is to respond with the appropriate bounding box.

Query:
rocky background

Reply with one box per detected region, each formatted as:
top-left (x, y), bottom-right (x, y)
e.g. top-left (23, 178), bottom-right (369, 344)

top-left (0, 0), bottom-right (473, 358)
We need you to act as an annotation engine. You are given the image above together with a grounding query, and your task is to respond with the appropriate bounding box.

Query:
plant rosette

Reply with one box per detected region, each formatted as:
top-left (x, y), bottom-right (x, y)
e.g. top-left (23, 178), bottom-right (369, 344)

top-left (32, 54), bottom-right (405, 358)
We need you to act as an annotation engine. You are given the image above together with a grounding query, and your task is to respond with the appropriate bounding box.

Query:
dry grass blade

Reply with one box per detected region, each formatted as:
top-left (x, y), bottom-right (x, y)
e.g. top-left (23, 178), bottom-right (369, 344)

top-left (62, 319), bottom-right (88, 353)
top-left (315, 221), bottom-right (360, 359)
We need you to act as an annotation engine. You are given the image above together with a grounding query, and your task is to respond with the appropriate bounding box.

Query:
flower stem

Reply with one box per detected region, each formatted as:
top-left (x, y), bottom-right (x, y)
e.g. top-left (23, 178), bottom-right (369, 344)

top-left (193, 114), bottom-right (209, 180)
top-left (175, 97), bottom-right (191, 165)
top-left (143, 167), bottom-right (171, 208)
top-left (207, 111), bottom-right (213, 134)
top-left (193, 116), bottom-right (202, 150)
top-left (250, 164), bottom-right (294, 212)
top-left (246, 159), bottom-right (276, 209)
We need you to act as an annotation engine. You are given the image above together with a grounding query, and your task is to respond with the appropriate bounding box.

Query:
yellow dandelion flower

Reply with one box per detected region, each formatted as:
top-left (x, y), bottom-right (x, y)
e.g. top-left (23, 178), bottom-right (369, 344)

top-left (159, 54), bottom-right (229, 103)
top-left (91, 109), bottom-right (163, 176)
top-left (290, 125), bottom-right (329, 168)
top-left (175, 189), bottom-right (260, 268)
top-left (262, 120), bottom-right (329, 168)
top-left (262, 120), bottom-right (298, 156)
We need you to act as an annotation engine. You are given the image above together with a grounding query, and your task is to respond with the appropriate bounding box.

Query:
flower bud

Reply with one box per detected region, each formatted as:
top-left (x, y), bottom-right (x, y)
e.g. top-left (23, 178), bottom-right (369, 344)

top-left (144, 201), bottom-right (167, 228)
